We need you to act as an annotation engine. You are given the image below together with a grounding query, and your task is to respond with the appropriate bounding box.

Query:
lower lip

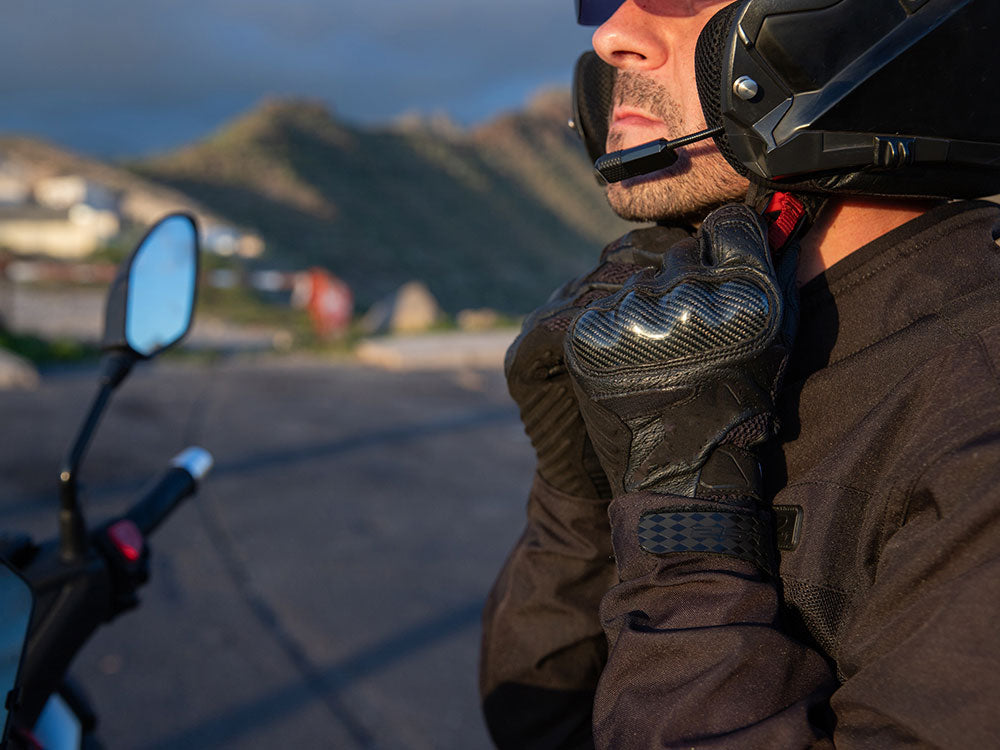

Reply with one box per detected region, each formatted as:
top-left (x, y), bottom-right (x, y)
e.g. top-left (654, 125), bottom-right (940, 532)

top-left (612, 115), bottom-right (663, 128)
top-left (609, 116), bottom-right (671, 143)
top-left (609, 117), bottom-right (670, 151)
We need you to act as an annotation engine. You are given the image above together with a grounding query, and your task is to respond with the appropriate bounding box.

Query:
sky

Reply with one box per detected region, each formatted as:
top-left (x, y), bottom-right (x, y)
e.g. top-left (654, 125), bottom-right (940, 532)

top-left (0, 0), bottom-right (595, 158)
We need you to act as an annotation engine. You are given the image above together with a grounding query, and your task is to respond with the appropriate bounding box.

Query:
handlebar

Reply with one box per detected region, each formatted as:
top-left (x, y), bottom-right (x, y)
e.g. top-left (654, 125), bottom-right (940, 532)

top-left (124, 447), bottom-right (214, 536)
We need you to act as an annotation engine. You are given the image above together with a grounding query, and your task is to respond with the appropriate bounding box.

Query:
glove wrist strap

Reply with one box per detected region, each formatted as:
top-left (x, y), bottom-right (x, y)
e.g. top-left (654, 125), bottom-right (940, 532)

top-left (637, 504), bottom-right (775, 577)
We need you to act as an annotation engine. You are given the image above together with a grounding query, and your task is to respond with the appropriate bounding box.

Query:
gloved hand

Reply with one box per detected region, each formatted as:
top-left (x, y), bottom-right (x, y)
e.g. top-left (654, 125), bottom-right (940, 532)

top-left (482, 225), bottom-right (694, 736)
top-left (505, 225), bottom-right (693, 498)
top-left (564, 204), bottom-right (798, 506)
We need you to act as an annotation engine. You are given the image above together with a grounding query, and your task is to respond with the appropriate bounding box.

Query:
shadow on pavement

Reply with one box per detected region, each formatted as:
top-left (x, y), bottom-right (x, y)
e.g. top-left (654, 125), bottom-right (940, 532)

top-left (0, 405), bottom-right (518, 521)
top-left (140, 600), bottom-right (485, 750)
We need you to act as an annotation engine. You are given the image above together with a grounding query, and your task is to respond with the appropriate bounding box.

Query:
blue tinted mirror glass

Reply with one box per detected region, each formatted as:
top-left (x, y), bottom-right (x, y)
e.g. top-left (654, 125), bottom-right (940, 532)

top-left (0, 562), bottom-right (33, 743)
top-left (125, 215), bottom-right (197, 357)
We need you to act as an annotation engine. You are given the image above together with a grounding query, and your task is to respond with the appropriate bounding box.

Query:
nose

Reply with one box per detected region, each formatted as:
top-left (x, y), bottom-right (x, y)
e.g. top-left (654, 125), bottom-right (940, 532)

top-left (591, 1), bottom-right (668, 72)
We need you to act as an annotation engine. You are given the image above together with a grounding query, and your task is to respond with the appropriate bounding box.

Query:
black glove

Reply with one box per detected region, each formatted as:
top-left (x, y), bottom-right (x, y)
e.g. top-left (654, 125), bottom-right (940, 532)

top-left (505, 225), bottom-right (693, 498)
top-left (564, 204), bottom-right (798, 505)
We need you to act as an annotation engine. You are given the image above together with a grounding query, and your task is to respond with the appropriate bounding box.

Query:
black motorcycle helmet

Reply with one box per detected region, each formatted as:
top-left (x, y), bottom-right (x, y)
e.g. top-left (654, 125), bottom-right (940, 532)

top-left (573, 0), bottom-right (1000, 200)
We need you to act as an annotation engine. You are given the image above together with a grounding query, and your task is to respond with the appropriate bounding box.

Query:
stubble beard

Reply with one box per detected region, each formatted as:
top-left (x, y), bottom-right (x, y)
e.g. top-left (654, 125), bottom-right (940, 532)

top-left (605, 72), bottom-right (748, 224)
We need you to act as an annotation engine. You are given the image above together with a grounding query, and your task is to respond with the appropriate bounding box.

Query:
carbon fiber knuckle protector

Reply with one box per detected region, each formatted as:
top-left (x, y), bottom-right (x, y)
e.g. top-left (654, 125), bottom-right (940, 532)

top-left (565, 205), bottom-right (789, 501)
top-left (570, 274), bottom-right (776, 374)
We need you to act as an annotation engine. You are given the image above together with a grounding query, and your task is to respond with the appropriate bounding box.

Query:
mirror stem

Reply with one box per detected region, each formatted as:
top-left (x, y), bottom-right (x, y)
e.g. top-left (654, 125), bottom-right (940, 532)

top-left (58, 353), bottom-right (135, 563)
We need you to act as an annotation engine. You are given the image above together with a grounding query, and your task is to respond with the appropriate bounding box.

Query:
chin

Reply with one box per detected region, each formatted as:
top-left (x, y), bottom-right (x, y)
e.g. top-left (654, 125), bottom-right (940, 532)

top-left (617, 166), bottom-right (676, 189)
top-left (604, 148), bottom-right (749, 225)
top-left (606, 178), bottom-right (749, 225)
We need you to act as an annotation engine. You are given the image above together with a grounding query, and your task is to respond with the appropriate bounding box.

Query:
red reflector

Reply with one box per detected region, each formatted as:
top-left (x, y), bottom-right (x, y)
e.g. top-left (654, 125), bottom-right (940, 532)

top-left (108, 520), bottom-right (144, 562)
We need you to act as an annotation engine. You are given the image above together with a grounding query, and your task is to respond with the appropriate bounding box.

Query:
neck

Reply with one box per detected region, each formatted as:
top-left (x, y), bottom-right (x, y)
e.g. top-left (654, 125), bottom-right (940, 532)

top-left (796, 198), bottom-right (938, 286)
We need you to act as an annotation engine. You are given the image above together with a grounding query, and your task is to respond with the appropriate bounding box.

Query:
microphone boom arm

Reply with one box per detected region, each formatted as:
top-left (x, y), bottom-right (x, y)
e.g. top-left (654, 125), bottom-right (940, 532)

top-left (595, 126), bottom-right (724, 183)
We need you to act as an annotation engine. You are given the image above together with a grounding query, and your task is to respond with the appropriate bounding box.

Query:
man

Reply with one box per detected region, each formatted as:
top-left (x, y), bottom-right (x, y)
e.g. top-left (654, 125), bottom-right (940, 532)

top-left (481, 0), bottom-right (1000, 747)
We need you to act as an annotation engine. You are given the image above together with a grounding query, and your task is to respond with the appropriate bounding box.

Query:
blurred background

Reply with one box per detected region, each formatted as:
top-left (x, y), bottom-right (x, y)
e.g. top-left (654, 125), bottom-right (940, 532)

top-left (0, 1), bottom-right (633, 748)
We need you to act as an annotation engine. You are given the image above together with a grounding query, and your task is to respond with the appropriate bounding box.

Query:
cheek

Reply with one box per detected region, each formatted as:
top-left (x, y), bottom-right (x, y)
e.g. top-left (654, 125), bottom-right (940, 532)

top-left (671, 28), bottom-right (708, 128)
top-left (673, 61), bottom-right (707, 129)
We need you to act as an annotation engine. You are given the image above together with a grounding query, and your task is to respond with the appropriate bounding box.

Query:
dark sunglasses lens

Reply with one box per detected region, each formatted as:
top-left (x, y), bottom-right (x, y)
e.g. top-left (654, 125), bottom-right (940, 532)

top-left (576, 0), bottom-right (624, 25)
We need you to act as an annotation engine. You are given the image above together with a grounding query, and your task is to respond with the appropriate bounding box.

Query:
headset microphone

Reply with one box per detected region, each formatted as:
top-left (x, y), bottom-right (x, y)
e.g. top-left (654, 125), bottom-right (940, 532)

top-left (595, 126), bottom-right (724, 183)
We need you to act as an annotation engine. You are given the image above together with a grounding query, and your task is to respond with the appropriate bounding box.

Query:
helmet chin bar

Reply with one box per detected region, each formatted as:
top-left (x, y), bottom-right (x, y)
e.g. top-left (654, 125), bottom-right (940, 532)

top-left (595, 126), bottom-right (723, 183)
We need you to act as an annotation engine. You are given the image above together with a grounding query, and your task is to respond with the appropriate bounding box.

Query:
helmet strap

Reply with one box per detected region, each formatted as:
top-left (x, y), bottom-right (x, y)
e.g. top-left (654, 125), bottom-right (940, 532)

top-left (745, 182), bottom-right (827, 255)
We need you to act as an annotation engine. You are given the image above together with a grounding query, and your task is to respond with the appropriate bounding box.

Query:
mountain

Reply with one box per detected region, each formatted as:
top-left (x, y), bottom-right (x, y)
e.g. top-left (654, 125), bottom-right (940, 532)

top-left (132, 94), bottom-right (632, 314)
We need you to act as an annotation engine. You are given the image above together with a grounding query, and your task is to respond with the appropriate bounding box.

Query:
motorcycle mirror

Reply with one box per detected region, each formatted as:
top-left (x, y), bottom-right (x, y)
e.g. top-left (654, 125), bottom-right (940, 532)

top-left (59, 214), bottom-right (201, 563)
top-left (0, 559), bottom-right (34, 745)
top-left (102, 213), bottom-right (200, 359)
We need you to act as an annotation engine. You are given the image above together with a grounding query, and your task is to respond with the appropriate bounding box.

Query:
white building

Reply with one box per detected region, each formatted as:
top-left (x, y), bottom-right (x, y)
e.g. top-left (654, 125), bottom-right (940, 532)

top-left (0, 205), bottom-right (119, 259)
top-left (0, 172), bottom-right (30, 206)
top-left (34, 175), bottom-right (118, 213)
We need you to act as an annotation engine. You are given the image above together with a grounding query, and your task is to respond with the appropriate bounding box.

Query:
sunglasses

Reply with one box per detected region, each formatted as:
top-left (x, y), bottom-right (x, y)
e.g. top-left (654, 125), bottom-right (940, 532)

top-left (575, 0), bottom-right (624, 25)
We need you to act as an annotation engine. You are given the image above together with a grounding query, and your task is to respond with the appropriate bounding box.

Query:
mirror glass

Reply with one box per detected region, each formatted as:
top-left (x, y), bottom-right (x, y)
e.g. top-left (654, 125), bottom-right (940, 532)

top-left (125, 215), bottom-right (198, 357)
top-left (0, 561), bottom-right (33, 743)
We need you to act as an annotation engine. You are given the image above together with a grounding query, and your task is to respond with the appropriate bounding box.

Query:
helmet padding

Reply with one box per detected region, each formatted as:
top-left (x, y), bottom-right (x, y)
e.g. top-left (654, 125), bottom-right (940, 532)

top-left (572, 51), bottom-right (616, 165)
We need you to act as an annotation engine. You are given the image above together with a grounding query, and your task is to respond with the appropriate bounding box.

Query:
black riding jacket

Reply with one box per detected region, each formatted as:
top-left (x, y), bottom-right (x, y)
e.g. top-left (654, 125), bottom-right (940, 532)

top-left (481, 199), bottom-right (1000, 748)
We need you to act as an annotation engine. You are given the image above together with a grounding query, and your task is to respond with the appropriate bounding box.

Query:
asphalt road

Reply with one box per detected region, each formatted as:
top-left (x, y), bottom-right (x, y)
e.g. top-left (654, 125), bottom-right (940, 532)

top-left (0, 356), bottom-right (533, 749)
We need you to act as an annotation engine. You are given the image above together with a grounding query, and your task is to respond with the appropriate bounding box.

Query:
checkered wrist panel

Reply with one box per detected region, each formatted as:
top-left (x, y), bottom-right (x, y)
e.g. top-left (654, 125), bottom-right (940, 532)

top-left (637, 506), bottom-right (773, 576)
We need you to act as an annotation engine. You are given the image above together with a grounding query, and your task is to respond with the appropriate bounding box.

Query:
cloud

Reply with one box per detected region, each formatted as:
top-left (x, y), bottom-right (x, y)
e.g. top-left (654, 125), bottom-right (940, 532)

top-left (0, 0), bottom-right (594, 155)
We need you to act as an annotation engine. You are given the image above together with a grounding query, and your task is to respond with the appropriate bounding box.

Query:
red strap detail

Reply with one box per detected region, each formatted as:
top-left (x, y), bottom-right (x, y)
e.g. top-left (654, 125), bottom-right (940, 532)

top-left (763, 191), bottom-right (806, 250)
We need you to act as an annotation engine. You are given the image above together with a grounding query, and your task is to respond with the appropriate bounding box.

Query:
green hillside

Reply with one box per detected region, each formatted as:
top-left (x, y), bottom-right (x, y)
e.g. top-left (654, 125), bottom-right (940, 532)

top-left (132, 93), bottom-right (632, 314)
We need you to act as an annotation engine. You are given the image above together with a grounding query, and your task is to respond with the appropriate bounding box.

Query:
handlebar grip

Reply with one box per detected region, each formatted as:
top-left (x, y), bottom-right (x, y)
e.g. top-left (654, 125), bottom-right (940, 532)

top-left (125, 447), bottom-right (214, 536)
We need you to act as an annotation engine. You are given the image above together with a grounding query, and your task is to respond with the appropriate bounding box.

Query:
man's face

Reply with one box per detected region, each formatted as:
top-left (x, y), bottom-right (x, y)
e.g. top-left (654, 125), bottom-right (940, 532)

top-left (592, 0), bottom-right (748, 223)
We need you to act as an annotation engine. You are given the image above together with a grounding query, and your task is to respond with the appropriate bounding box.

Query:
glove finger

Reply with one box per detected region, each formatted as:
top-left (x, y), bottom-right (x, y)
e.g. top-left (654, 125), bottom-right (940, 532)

top-left (612, 265), bottom-right (658, 298)
top-left (699, 204), bottom-right (773, 277)
top-left (656, 236), bottom-right (702, 284)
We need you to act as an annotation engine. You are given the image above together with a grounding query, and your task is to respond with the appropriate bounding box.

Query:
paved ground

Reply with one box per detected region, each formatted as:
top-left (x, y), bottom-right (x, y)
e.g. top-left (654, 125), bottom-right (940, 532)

top-left (355, 331), bottom-right (515, 371)
top-left (0, 355), bottom-right (533, 749)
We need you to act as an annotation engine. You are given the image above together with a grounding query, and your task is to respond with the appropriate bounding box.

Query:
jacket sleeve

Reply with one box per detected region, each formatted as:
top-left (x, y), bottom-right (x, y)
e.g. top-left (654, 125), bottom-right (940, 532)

top-left (593, 492), bottom-right (836, 749)
top-left (593, 426), bottom-right (1000, 748)
top-left (480, 472), bottom-right (618, 749)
